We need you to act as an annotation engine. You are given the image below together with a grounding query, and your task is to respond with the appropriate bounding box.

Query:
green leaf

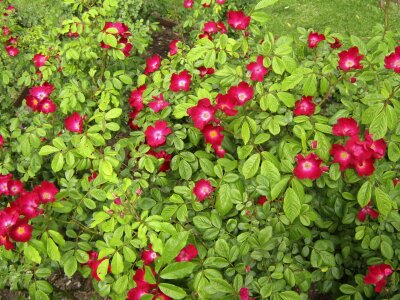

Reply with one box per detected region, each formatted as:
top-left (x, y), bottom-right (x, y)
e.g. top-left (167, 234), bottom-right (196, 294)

top-left (51, 153), bottom-right (64, 172)
top-left (174, 103), bottom-right (192, 119)
top-left (96, 259), bottom-right (109, 281)
top-left (215, 239), bottom-right (230, 258)
top-left (204, 49), bottom-right (216, 68)
top-left (380, 241), bottom-right (393, 260)
top-left (319, 250), bottom-right (336, 267)
top-left (144, 265), bottom-right (157, 284)
top-left (123, 247), bottom-right (137, 263)
top-left (388, 142), bottom-right (400, 162)
top-left (160, 232), bottom-right (189, 265)
top-left (39, 145), bottom-right (59, 156)
top-left (89, 211), bottom-right (111, 228)
top-left (52, 137), bottom-right (67, 150)
top-left (223, 173), bottom-right (239, 183)
top-left (340, 284), bottom-right (356, 295)
top-left (179, 160), bottom-right (192, 180)
top-left (241, 122), bottom-right (250, 145)
top-left (159, 283), bottom-right (187, 299)
top-left (48, 230), bottom-right (65, 246)
top-left (199, 158), bottom-right (216, 177)
top-left (250, 11), bottom-right (269, 24)
top-left (369, 109), bottom-right (387, 139)
top-left (111, 251), bottom-right (124, 274)
top-left (237, 145), bottom-right (254, 160)
top-left (281, 73), bottom-right (303, 91)
top-left (35, 290), bottom-right (49, 300)
top-left (160, 262), bottom-right (197, 279)
top-left (261, 160), bottom-right (281, 184)
top-left (25, 245), bottom-right (42, 264)
top-left (254, 0), bottom-right (279, 10)
top-left (284, 268), bottom-right (295, 287)
top-left (242, 153), bottom-right (261, 179)
top-left (277, 92), bottom-right (295, 107)
top-left (113, 275), bottom-right (128, 294)
top-left (75, 250), bottom-right (89, 263)
top-left (35, 268), bottom-right (52, 279)
top-left (254, 133), bottom-right (271, 144)
top-left (303, 74), bottom-right (317, 96)
top-left (386, 105), bottom-right (397, 130)
top-left (272, 57), bottom-right (285, 75)
top-left (36, 280), bottom-right (53, 293)
top-left (204, 257), bottom-right (229, 268)
top-left (90, 189), bottom-right (107, 201)
top-left (64, 256), bottom-right (77, 277)
top-left (209, 278), bottom-right (235, 294)
top-left (261, 94), bottom-right (279, 112)
top-left (350, 35), bottom-right (367, 54)
top-left (375, 188), bottom-right (392, 216)
top-left (66, 48), bottom-right (79, 60)
top-left (279, 291), bottom-right (300, 300)
top-left (47, 238), bottom-right (60, 262)
top-left (143, 156), bottom-right (155, 173)
top-left (100, 159), bottom-right (113, 176)
top-left (77, 138), bottom-right (95, 158)
top-left (283, 188), bottom-right (301, 223)
top-left (314, 131), bottom-right (331, 161)
top-left (216, 184), bottom-right (233, 216)
top-left (271, 177), bottom-right (290, 199)
top-left (187, 46), bottom-right (207, 62)
top-left (357, 181), bottom-right (372, 207)
top-left (193, 215), bottom-right (213, 230)
top-left (105, 108), bottom-right (122, 120)
top-left (119, 74), bottom-right (132, 85)
top-left (104, 34), bottom-right (118, 47)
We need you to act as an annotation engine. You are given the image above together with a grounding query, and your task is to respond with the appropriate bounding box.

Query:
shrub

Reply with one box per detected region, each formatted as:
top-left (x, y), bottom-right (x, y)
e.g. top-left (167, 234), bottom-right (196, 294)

top-left (1, 0), bottom-right (400, 299)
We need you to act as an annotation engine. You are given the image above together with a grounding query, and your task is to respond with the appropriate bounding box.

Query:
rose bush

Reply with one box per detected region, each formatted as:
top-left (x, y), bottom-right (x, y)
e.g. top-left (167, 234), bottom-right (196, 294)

top-left (1, 0), bottom-right (400, 299)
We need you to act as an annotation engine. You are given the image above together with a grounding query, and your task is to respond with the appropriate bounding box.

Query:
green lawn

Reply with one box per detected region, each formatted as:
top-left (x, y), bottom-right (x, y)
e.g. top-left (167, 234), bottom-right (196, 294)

top-left (266, 0), bottom-right (400, 37)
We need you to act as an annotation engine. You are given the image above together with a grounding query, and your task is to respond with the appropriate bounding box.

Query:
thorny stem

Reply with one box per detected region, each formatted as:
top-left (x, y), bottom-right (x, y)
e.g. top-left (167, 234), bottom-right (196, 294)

top-left (99, 51), bottom-right (109, 82)
top-left (0, 54), bottom-right (5, 67)
top-left (319, 75), bottom-right (343, 108)
top-left (57, 219), bottom-right (99, 235)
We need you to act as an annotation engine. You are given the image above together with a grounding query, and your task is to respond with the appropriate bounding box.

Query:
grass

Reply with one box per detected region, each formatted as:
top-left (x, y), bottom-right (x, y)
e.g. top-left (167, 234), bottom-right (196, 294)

top-left (266, 0), bottom-right (400, 37)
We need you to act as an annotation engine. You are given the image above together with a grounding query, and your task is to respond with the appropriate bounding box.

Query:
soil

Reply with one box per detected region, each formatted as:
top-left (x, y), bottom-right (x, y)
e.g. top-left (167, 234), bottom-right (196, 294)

top-left (148, 15), bottom-right (181, 57)
top-left (308, 283), bottom-right (334, 300)
top-left (49, 272), bottom-right (107, 300)
top-left (0, 272), bottom-right (106, 300)
top-left (0, 289), bottom-right (26, 300)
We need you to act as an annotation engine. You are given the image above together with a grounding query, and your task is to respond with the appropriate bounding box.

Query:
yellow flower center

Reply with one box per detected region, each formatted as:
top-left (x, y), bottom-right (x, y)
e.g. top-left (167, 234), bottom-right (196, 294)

top-left (345, 60), bottom-right (354, 68)
top-left (209, 131), bottom-right (218, 138)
